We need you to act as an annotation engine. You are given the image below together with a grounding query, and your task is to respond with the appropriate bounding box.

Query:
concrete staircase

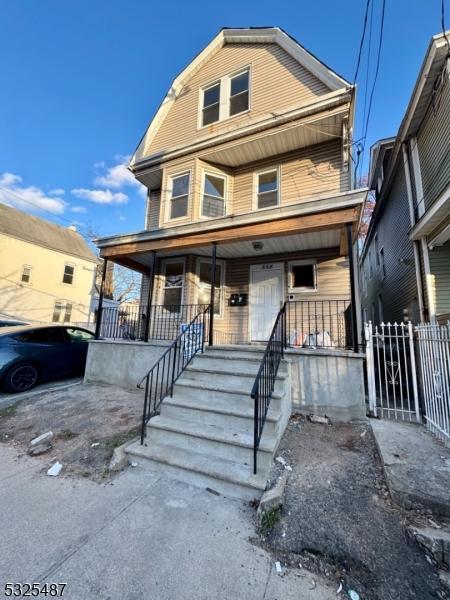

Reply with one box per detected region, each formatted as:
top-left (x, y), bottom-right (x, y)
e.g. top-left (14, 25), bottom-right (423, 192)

top-left (126, 345), bottom-right (291, 500)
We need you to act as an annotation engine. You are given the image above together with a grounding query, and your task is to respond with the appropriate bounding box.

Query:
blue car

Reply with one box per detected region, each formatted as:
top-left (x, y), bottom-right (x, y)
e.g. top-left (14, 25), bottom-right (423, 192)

top-left (0, 325), bottom-right (95, 393)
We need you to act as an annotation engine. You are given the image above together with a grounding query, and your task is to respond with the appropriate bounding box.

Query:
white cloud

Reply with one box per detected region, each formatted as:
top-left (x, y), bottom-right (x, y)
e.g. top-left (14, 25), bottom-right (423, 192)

top-left (70, 205), bottom-right (87, 213)
top-left (71, 188), bottom-right (128, 204)
top-left (94, 156), bottom-right (146, 198)
top-left (0, 172), bottom-right (66, 215)
top-left (49, 188), bottom-right (65, 196)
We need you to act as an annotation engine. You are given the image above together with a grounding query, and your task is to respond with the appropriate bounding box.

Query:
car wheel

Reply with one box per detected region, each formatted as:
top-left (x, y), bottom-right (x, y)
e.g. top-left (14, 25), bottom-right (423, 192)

top-left (2, 362), bottom-right (39, 393)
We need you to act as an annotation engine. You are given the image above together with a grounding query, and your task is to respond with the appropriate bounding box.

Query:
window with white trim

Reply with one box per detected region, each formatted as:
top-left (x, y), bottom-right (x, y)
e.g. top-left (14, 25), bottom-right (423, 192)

top-left (63, 263), bottom-right (75, 285)
top-left (169, 173), bottom-right (190, 220)
top-left (229, 70), bottom-right (249, 116)
top-left (200, 67), bottom-right (250, 127)
top-left (289, 261), bottom-right (317, 291)
top-left (21, 265), bottom-right (32, 284)
top-left (202, 173), bottom-right (226, 218)
top-left (197, 259), bottom-right (223, 315)
top-left (52, 301), bottom-right (73, 323)
top-left (202, 82), bottom-right (221, 126)
top-left (255, 168), bottom-right (279, 209)
top-left (161, 260), bottom-right (184, 313)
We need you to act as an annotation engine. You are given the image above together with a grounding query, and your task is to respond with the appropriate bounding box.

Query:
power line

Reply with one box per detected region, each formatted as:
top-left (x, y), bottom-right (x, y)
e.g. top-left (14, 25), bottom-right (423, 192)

top-left (353, 0), bottom-right (373, 83)
top-left (442, 0), bottom-right (450, 52)
top-left (358, 0), bottom-right (387, 185)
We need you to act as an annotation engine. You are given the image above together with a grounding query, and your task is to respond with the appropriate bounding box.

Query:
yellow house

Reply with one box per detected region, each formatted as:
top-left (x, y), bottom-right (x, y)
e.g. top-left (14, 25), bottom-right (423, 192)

top-left (0, 203), bottom-right (98, 325)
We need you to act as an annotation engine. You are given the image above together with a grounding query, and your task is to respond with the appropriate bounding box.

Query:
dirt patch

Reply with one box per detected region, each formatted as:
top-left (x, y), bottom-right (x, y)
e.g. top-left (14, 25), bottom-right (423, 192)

top-left (0, 383), bottom-right (142, 481)
top-left (254, 415), bottom-right (444, 600)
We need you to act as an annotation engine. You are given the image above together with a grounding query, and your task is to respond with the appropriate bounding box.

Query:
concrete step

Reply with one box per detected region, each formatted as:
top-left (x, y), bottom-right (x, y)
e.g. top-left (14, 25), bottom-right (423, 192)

top-left (173, 377), bottom-right (285, 404)
top-left (182, 365), bottom-right (288, 390)
top-left (125, 440), bottom-right (267, 501)
top-left (146, 415), bottom-right (277, 470)
top-left (191, 354), bottom-right (263, 375)
top-left (161, 393), bottom-right (281, 435)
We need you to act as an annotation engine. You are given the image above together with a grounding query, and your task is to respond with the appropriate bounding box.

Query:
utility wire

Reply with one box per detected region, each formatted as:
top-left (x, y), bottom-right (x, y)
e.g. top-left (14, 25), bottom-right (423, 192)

top-left (353, 0), bottom-right (373, 83)
top-left (442, 0), bottom-right (450, 52)
top-left (358, 0), bottom-right (387, 185)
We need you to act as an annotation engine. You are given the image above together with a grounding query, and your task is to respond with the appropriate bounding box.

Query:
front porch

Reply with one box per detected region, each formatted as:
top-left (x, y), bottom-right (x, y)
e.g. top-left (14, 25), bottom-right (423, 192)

top-left (94, 198), bottom-right (363, 352)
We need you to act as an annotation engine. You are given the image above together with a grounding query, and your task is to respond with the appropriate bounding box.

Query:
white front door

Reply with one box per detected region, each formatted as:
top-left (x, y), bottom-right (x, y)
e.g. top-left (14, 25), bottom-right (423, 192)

top-left (249, 263), bottom-right (284, 341)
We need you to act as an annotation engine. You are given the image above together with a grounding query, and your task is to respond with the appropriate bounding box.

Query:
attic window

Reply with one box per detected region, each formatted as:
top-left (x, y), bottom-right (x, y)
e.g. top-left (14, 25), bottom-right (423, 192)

top-left (202, 82), bottom-right (221, 126)
top-left (229, 70), bottom-right (249, 116)
top-left (199, 66), bottom-right (251, 127)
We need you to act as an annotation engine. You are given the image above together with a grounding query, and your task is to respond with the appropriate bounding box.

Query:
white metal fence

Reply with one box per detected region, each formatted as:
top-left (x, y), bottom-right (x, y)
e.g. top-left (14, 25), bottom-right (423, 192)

top-left (365, 322), bottom-right (420, 422)
top-left (416, 322), bottom-right (450, 442)
top-left (365, 321), bottom-right (450, 443)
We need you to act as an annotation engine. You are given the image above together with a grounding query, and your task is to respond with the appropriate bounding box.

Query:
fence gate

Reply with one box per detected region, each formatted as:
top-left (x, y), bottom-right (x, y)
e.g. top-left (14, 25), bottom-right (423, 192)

top-left (365, 322), bottom-right (420, 422)
top-left (416, 322), bottom-right (450, 442)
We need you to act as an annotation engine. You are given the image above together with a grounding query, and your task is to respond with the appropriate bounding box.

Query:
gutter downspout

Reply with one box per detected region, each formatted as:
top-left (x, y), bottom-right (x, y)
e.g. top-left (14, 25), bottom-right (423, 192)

top-left (402, 143), bottom-right (426, 321)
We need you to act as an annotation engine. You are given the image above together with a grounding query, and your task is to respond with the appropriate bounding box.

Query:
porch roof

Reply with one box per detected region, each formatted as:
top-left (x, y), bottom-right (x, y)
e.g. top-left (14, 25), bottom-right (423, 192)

top-left (97, 188), bottom-right (366, 273)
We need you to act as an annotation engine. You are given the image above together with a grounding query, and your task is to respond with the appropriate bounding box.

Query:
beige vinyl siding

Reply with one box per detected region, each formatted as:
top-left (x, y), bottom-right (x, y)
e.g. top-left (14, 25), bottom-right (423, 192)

top-left (361, 164), bottom-right (420, 324)
top-left (146, 190), bottom-right (161, 230)
top-left (146, 43), bottom-right (330, 157)
top-left (223, 249), bottom-right (349, 342)
top-left (233, 140), bottom-right (348, 214)
top-left (429, 240), bottom-right (450, 321)
top-left (150, 140), bottom-right (348, 229)
top-left (416, 73), bottom-right (450, 212)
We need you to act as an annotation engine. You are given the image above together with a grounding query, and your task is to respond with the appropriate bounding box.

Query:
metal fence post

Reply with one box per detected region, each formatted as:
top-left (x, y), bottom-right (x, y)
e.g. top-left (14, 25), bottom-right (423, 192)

top-left (94, 259), bottom-right (108, 340)
top-left (408, 321), bottom-right (421, 423)
top-left (365, 321), bottom-right (377, 416)
top-left (208, 242), bottom-right (217, 346)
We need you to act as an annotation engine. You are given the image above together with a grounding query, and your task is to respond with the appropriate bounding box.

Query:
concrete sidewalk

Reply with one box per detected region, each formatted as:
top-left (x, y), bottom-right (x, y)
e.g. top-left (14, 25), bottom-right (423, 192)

top-left (371, 420), bottom-right (450, 517)
top-left (0, 446), bottom-right (335, 600)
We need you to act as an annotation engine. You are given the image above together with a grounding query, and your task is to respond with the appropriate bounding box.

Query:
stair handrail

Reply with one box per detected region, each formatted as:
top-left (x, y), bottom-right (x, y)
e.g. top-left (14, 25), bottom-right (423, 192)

top-left (251, 302), bottom-right (287, 474)
top-left (138, 305), bottom-right (211, 444)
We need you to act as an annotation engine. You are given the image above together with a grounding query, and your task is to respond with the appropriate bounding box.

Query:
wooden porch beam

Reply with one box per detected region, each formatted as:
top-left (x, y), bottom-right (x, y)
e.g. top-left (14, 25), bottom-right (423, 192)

top-left (107, 256), bottom-right (150, 275)
top-left (100, 207), bottom-right (360, 259)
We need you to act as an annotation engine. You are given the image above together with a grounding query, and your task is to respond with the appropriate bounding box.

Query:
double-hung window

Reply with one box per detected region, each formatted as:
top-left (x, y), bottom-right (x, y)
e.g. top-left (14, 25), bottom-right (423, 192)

top-left (21, 265), bottom-right (32, 284)
top-left (197, 259), bottom-right (223, 315)
top-left (161, 260), bottom-right (184, 313)
top-left (200, 67), bottom-right (250, 127)
top-left (169, 173), bottom-right (190, 220)
top-left (202, 82), bottom-right (221, 126)
top-left (63, 263), bottom-right (75, 285)
top-left (201, 173), bottom-right (226, 218)
top-left (229, 70), bottom-right (249, 116)
top-left (255, 168), bottom-right (279, 209)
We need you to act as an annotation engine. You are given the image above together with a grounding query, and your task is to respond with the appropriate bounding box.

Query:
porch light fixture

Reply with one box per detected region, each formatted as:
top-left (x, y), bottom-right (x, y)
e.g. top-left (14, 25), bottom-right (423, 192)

top-left (252, 241), bottom-right (264, 251)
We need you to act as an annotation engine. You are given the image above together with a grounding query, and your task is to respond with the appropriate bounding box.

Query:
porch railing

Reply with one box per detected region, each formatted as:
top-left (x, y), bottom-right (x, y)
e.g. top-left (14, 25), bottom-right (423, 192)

top-left (98, 304), bottom-right (208, 342)
top-left (251, 302), bottom-right (287, 474)
top-left (139, 306), bottom-right (211, 443)
top-left (286, 299), bottom-right (352, 349)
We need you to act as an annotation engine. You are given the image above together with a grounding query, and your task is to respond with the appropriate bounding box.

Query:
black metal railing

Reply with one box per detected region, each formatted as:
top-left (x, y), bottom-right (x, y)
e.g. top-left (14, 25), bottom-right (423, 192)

top-left (139, 306), bottom-right (211, 444)
top-left (98, 304), bottom-right (208, 342)
top-left (251, 302), bottom-right (287, 474)
top-left (285, 299), bottom-right (352, 349)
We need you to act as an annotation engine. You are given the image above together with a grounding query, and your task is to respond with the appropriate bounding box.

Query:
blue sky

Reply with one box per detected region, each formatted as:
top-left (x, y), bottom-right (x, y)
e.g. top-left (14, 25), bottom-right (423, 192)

top-left (0, 0), bottom-right (446, 242)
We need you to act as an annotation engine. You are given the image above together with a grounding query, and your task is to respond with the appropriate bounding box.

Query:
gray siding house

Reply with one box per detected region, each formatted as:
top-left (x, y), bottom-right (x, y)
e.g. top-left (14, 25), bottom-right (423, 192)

top-left (360, 32), bottom-right (450, 325)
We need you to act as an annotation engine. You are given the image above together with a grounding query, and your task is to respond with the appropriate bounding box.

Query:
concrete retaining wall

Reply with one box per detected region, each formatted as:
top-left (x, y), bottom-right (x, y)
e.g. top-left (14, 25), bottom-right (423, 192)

top-left (287, 348), bottom-right (366, 421)
top-left (84, 340), bottom-right (171, 390)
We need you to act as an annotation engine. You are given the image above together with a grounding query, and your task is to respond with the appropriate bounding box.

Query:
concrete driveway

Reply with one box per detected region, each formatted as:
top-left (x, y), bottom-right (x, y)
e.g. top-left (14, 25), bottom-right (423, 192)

top-left (0, 445), bottom-right (336, 600)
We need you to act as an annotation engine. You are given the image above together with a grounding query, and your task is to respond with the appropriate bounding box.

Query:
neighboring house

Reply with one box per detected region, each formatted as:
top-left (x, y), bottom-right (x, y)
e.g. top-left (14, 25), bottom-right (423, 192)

top-left (0, 203), bottom-right (98, 325)
top-left (360, 32), bottom-right (450, 325)
top-left (96, 27), bottom-right (366, 347)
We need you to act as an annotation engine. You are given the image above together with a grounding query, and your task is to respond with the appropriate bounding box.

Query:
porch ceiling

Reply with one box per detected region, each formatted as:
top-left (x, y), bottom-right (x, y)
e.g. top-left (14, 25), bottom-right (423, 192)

top-left (115, 228), bottom-right (341, 267)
